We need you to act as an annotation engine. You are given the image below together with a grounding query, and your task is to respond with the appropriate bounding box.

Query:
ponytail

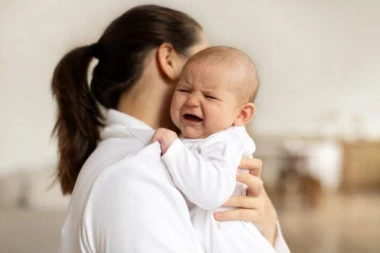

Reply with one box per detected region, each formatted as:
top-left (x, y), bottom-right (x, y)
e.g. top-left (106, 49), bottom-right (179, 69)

top-left (51, 4), bottom-right (203, 195)
top-left (51, 45), bottom-right (104, 195)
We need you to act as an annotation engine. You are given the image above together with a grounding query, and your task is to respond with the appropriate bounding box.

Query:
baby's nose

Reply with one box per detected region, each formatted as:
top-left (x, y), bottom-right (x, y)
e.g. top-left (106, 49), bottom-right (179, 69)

top-left (185, 94), bottom-right (200, 106)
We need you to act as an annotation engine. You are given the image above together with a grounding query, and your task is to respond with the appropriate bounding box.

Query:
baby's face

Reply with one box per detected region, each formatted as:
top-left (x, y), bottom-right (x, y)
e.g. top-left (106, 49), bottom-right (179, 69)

top-left (170, 61), bottom-right (243, 139)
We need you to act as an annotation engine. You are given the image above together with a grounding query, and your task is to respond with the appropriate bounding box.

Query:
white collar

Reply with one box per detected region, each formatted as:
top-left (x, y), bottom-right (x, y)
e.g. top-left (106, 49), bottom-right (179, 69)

top-left (101, 109), bottom-right (154, 145)
top-left (106, 109), bottom-right (152, 130)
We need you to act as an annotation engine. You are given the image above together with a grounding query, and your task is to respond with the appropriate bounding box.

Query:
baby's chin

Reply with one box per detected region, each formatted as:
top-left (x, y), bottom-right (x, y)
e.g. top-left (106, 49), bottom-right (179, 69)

top-left (180, 128), bottom-right (208, 139)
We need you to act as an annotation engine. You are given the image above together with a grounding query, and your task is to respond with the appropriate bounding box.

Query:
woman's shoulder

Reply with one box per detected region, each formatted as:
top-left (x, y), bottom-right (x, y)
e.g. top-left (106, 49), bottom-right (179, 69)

top-left (85, 142), bottom-right (165, 193)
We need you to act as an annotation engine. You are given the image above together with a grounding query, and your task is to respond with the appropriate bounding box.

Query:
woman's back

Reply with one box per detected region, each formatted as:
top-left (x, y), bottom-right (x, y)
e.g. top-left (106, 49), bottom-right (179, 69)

top-left (59, 110), bottom-right (202, 252)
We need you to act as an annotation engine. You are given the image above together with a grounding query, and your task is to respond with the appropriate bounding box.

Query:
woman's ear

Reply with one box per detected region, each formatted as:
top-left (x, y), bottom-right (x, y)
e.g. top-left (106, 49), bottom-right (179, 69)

top-left (233, 103), bottom-right (255, 126)
top-left (156, 43), bottom-right (184, 82)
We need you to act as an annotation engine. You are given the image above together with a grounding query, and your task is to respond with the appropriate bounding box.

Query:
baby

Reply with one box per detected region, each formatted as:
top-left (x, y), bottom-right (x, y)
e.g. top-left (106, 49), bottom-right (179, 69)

top-left (152, 46), bottom-right (275, 253)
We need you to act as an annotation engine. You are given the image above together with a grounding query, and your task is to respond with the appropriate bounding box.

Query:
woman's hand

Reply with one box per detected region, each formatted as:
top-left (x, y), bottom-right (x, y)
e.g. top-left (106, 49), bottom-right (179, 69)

top-left (213, 157), bottom-right (278, 245)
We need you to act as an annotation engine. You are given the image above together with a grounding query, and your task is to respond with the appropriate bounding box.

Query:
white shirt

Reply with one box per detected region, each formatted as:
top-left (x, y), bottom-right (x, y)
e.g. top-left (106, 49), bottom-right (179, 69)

top-left (59, 110), bottom-right (290, 253)
top-left (161, 127), bottom-right (277, 253)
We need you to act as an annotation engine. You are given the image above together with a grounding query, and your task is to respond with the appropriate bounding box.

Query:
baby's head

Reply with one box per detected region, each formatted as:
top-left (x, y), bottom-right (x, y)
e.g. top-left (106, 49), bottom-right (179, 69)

top-left (170, 46), bottom-right (259, 139)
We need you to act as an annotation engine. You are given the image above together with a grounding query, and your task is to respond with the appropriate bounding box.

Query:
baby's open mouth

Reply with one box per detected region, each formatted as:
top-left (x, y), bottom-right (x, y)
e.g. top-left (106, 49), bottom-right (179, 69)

top-left (183, 114), bottom-right (203, 122)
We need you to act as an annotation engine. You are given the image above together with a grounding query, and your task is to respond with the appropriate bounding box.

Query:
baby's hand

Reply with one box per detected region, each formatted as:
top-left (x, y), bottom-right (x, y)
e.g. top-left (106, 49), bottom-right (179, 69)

top-left (152, 128), bottom-right (178, 155)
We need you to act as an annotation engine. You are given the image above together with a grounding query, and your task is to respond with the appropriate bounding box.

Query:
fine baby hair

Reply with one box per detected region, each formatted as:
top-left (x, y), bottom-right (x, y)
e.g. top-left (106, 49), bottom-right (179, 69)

top-left (182, 46), bottom-right (259, 103)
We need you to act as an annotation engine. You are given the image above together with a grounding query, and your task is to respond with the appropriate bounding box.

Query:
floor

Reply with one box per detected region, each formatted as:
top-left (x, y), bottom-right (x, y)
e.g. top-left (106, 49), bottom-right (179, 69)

top-left (277, 191), bottom-right (380, 253)
top-left (0, 192), bottom-right (379, 253)
top-left (0, 209), bottom-right (65, 253)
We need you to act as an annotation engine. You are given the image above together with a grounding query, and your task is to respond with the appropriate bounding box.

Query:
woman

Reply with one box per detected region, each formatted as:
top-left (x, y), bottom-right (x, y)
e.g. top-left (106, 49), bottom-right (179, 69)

top-left (52, 5), bottom-right (289, 253)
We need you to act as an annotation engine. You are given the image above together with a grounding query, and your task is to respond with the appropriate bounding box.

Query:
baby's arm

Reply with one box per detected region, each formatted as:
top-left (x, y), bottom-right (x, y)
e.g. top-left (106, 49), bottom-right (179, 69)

top-left (158, 128), bottom-right (247, 211)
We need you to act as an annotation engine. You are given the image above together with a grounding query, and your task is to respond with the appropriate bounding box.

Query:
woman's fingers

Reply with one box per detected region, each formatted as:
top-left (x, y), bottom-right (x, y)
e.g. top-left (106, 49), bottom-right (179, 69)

top-left (222, 195), bottom-right (259, 209)
top-left (215, 190), bottom-right (278, 245)
top-left (239, 157), bottom-right (262, 177)
top-left (214, 208), bottom-right (260, 222)
top-left (219, 157), bottom-right (279, 245)
top-left (236, 172), bottom-right (264, 196)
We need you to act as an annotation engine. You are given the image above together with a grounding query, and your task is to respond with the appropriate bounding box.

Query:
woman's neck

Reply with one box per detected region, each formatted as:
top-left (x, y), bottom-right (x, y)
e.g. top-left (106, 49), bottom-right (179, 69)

top-left (117, 75), bottom-right (174, 130)
top-left (117, 49), bottom-right (178, 130)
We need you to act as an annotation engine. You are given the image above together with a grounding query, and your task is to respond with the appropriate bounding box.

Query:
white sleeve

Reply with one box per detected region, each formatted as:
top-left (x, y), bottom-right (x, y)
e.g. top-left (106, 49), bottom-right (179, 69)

top-left (84, 143), bottom-right (203, 253)
top-left (161, 129), bottom-right (245, 210)
top-left (273, 221), bottom-right (291, 253)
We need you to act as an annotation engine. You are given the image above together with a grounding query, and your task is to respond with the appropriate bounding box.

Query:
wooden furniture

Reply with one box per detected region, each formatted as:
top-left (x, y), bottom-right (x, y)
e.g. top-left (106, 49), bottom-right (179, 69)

top-left (341, 140), bottom-right (380, 191)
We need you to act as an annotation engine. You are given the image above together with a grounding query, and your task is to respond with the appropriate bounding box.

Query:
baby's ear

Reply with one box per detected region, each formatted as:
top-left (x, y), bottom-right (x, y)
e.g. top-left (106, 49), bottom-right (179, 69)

top-left (233, 103), bottom-right (255, 126)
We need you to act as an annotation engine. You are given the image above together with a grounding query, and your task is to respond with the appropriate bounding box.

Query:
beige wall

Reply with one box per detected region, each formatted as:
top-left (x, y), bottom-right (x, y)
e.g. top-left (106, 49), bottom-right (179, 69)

top-left (1, 0), bottom-right (379, 173)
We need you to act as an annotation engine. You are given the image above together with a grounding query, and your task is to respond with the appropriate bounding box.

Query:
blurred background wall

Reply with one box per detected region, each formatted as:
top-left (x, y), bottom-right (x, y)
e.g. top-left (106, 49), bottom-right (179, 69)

top-left (1, 0), bottom-right (379, 252)
top-left (1, 0), bottom-right (379, 174)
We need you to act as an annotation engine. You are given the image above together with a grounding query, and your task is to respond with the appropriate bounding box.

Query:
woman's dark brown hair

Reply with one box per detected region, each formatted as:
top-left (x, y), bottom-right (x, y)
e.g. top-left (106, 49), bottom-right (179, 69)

top-left (51, 5), bottom-right (202, 194)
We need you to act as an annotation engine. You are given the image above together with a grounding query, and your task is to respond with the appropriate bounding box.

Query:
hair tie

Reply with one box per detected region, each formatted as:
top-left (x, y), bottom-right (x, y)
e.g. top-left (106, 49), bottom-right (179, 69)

top-left (90, 43), bottom-right (101, 59)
